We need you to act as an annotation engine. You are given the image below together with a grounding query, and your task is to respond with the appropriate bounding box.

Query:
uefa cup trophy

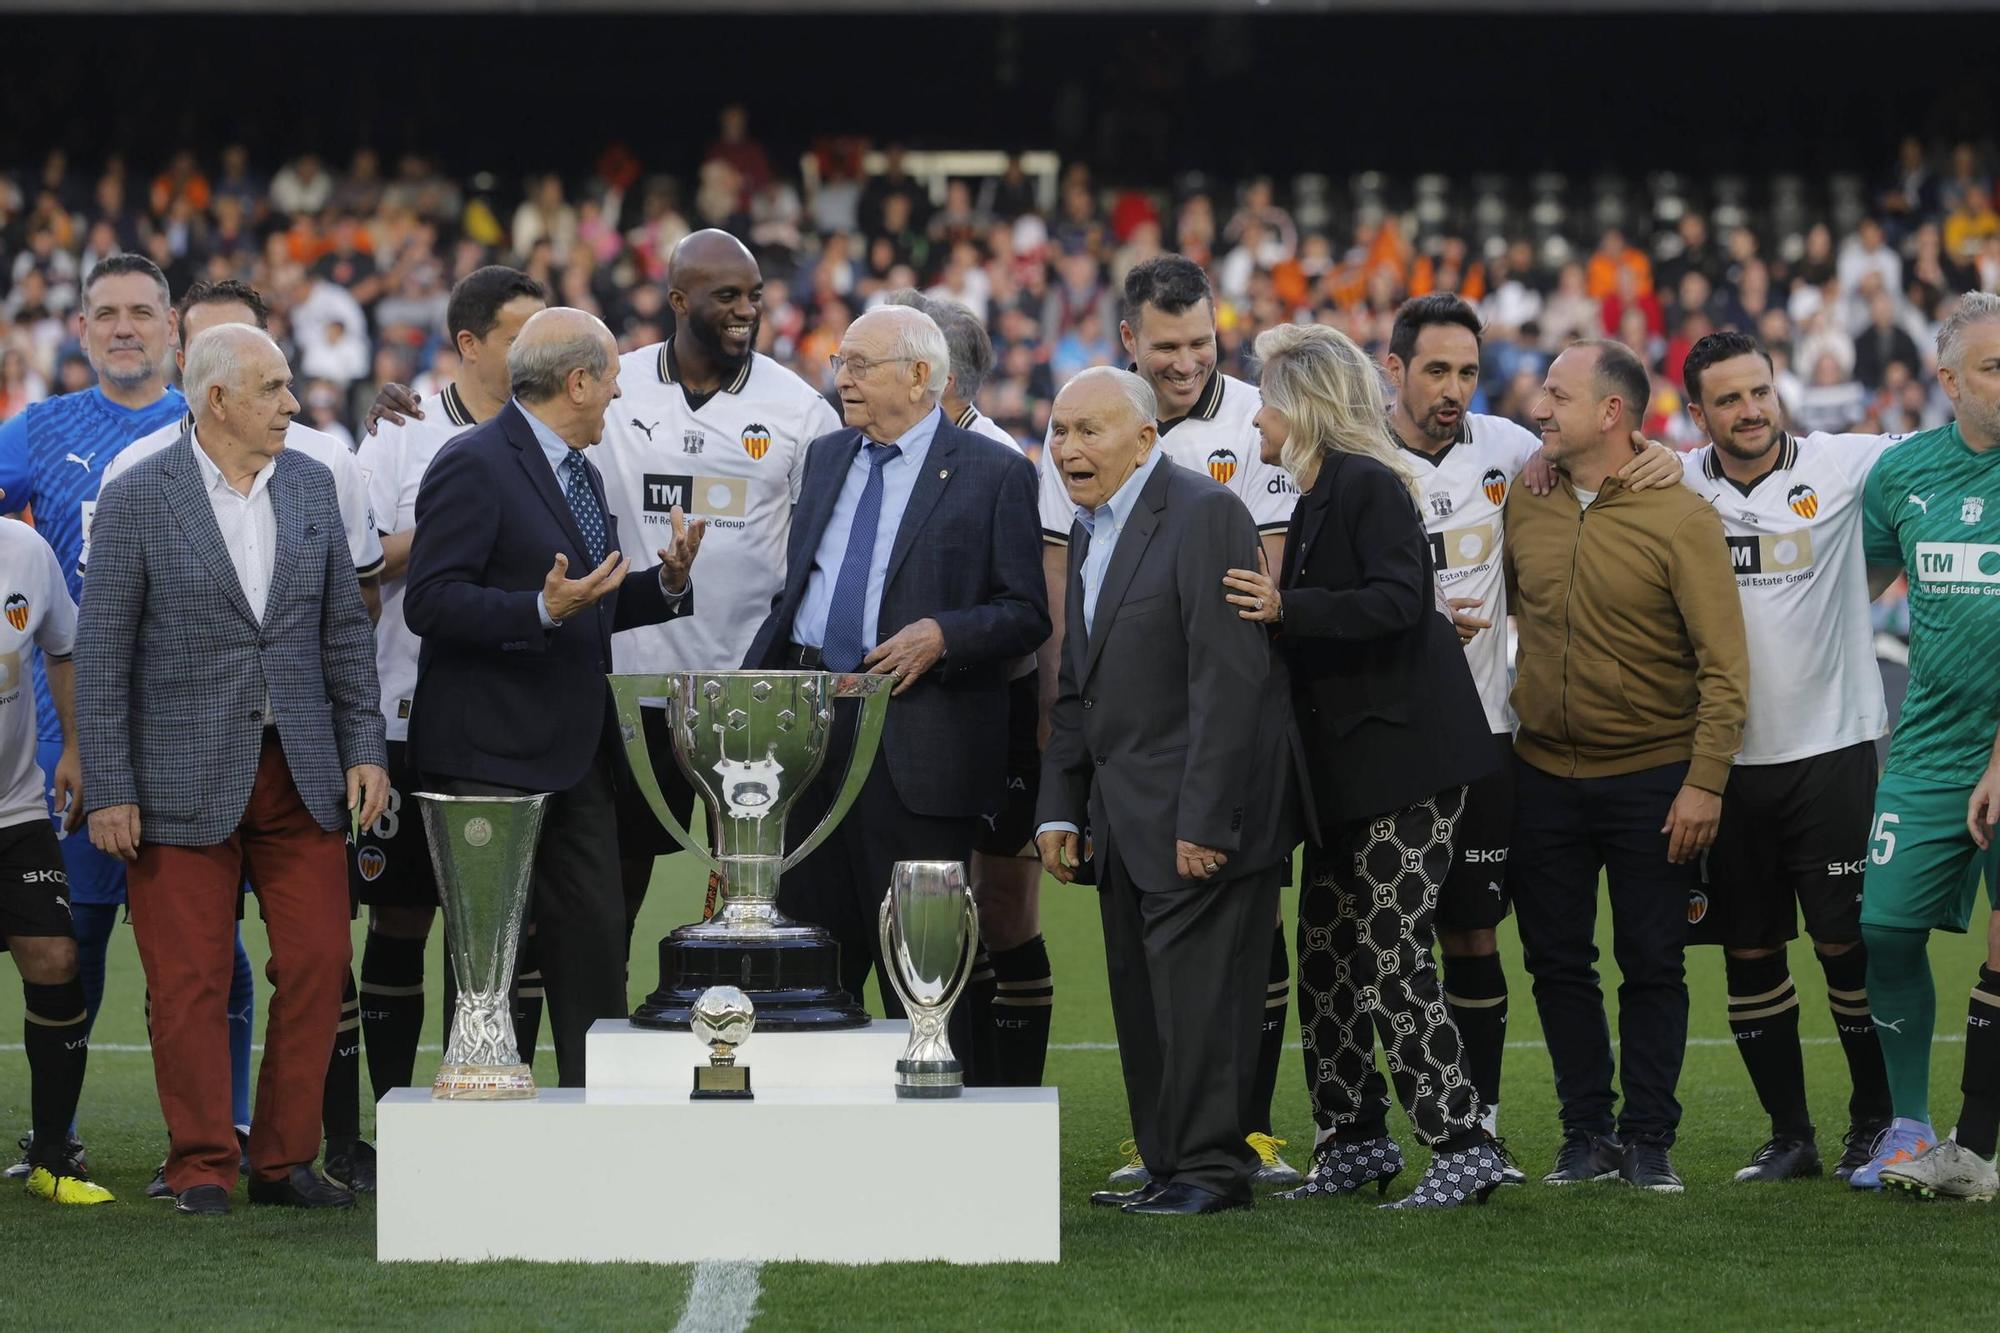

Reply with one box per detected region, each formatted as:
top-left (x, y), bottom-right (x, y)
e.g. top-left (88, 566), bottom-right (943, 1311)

top-left (417, 792), bottom-right (549, 1099)
top-left (608, 670), bottom-right (894, 1031)
top-left (879, 860), bottom-right (979, 1098)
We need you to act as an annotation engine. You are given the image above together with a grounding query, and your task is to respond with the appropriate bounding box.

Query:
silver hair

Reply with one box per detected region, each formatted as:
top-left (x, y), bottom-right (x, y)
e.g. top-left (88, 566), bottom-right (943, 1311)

top-left (509, 318), bottom-right (612, 402)
top-left (874, 304), bottom-right (951, 396)
top-left (1938, 291), bottom-right (2000, 372)
top-left (184, 323), bottom-right (284, 417)
top-left (1061, 365), bottom-right (1157, 426)
top-left (880, 289), bottom-right (994, 397)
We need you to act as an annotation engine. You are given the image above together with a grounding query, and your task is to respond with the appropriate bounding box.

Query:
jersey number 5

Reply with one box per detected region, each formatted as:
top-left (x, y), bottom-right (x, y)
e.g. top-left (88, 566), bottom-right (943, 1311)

top-left (1869, 812), bottom-right (1900, 866)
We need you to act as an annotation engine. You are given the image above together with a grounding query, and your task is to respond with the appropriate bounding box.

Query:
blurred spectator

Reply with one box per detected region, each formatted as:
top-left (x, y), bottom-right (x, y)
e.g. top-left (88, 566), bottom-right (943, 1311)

top-left (1793, 351), bottom-right (1868, 434)
top-left (1854, 289), bottom-right (1922, 391)
top-left (704, 104), bottom-right (772, 206)
top-left (1587, 228), bottom-right (1651, 299)
top-left (512, 173), bottom-right (578, 263)
top-left (270, 153), bottom-right (334, 218)
top-left (1837, 217), bottom-right (1901, 297)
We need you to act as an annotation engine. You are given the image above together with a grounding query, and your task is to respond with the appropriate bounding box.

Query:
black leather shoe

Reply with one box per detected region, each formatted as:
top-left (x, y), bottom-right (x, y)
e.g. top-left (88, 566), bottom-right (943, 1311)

top-left (174, 1183), bottom-right (231, 1216)
top-left (323, 1139), bottom-right (377, 1194)
top-left (247, 1165), bottom-right (356, 1209)
top-left (1091, 1178), bottom-right (1172, 1208)
top-left (1122, 1182), bottom-right (1250, 1215)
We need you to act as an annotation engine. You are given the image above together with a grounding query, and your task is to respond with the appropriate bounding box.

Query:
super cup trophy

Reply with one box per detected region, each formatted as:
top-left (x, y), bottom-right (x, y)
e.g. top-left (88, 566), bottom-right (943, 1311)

top-left (608, 670), bottom-right (894, 1030)
top-left (880, 860), bottom-right (979, 1098)
top-left (418, 792), bottom-right (549, 1099)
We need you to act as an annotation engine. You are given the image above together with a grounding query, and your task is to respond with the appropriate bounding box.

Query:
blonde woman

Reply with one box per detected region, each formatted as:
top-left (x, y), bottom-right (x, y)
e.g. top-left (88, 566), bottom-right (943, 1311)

top-left (1224, 323), bottom-right (1505, 1208)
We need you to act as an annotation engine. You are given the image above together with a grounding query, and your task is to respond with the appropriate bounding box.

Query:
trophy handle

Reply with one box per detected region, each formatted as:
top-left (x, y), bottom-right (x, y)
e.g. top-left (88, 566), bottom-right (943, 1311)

top-left (877, 893), bottom-right (916, 1015)
top-left (608, 673), bottom-right (723, 875)
top-left (876, 887), bottom-right (981, 1017)
top-left (781, 673), bottom-right (894, 873)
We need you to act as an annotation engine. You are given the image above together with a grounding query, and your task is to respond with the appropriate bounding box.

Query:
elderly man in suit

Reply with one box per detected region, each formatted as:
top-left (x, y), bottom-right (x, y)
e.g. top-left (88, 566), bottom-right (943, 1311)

top-left (405, 307), bottom-right (703, 1088)
top-left (77, 323), bottom-right (389, 1216)
top-left (1035, 367), bottom-right (1297, 1217)
top-left (743, 304), bottom-right (1047, 1016)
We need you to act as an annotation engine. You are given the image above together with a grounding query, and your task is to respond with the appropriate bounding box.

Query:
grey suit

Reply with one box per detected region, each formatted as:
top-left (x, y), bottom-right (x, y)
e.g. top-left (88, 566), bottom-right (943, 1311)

top-left (1037, 458), bottom-right (1296, 1201)
top-left (77, 435), bottom-right (386, 839)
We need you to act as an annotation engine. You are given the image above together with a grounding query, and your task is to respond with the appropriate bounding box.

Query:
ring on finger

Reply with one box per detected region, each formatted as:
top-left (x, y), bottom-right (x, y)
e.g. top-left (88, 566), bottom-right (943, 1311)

top-left (1252, 598), bottom-right (1265, 611)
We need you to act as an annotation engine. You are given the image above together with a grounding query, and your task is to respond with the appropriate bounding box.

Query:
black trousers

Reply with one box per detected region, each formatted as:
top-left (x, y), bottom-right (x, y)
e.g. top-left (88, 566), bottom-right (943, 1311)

top-left (780, 709), bottom-right (979, 1018)
top-left (1298, 788), bottom-right (1481, 1147)
top-left (431, 743), bottom-right (622, 1089)
top-left (1100, 844), bottom-right (1281, 1202)
top-left (1510, 757), bottom-right (1693, 1144)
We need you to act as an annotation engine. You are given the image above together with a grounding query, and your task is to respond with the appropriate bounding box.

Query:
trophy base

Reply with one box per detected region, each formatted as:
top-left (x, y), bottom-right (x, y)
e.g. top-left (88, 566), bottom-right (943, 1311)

top-left (691, 1061), bottom-right (754, 1100)
top-left (633, 933), bottom-right (870, 1031)
top-left (893, 1058), bottom-right (964, 1099)
top-left (432, 1063), bottom-right (537, 1100)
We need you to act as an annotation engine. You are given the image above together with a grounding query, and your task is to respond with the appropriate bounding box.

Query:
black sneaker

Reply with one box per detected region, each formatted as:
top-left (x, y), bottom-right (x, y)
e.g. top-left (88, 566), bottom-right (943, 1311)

top-left (1620, 1139), bottom-right (1684, 1193)
top-left (323, 1139), bottom-right (377, 1194)
top-left (1543, 1132), bottom-right (1623, 1185)
top-left (1835, 1121), bottom-right (1888, 1184)
top-left (5, 1132), bottom-right (86, 1181)
top-left (1734, 1135), bottom-right (1823, 1182)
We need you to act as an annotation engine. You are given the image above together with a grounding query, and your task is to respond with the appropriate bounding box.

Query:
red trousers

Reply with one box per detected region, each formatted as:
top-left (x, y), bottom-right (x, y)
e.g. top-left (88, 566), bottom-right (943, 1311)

top-left (127, 733), bottom-right (350, 1193)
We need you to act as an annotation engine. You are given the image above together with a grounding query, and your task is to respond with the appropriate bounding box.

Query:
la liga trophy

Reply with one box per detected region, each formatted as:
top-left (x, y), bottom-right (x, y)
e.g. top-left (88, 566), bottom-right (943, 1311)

top-left (609, 670), bottom-right (892, 1030)
top-left (417, 791), bottom-right (549, 1099)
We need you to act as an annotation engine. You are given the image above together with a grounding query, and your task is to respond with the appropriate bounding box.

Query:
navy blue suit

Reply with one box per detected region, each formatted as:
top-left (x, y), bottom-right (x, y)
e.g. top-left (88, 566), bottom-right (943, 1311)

top-left (744, 418), bottom-right (1048, 1010)
top-left (404, 400), bottom-right (692, 1084)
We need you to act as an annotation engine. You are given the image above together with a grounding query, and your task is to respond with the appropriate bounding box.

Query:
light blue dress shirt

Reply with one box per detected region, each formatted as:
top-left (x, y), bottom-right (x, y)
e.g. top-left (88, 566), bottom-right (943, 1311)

top-left (792, 406), bottom-right (943, 651)
top-left (519, 400), bottom-right (684, 627)
top-left (1037, 446), bottom-right (1164, 842)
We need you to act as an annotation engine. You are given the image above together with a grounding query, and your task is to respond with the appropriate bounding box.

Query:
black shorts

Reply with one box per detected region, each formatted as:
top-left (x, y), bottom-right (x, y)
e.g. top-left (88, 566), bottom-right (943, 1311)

top-left (1693, 739), bottom-right (1877, 949)
top-left (1437, 732), bottom-right (1517, 932)
top-left (0, 819), bottom-right (73, 947)
top-left (974, 672), bottom-right (1042, 858)
top-left (351, 741), bottom-right (440, 910)
top-left (614, 703), bottom-right (701, 861)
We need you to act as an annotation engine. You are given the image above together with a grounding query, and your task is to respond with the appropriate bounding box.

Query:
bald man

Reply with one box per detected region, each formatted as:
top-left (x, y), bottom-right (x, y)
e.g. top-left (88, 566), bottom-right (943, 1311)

top-left (404, 307), bottom-right (705, 1087)
top-left (77, 323), bottom-right (389, 1215)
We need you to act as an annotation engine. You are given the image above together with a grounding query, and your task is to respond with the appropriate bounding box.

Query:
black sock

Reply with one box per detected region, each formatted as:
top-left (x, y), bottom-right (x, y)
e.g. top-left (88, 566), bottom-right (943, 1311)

top-left (360, 932), bottom-right (426, 1093)
top-left (1957, 965), bottom-right (2000, 1158)
top-left (512, 933), bottom-right (544, 1068)
top-left (1443, 951), bottom-right (1508, 1121)
top-left (23, 979), bottom-right (87, 1164)
top-left (322, 971), bottom-right (362, 1145)
top-left (1726, 952), bottom-right (1811, 1140)
top-left (988, 936), bottom-right (1053, 1088)
top-left (957, 947), bottom-right (997, 1088)
top-left (1818, 944), bottom-right (1891, 1128)
top-left (1249, 925), bottom-right (1288, 1136)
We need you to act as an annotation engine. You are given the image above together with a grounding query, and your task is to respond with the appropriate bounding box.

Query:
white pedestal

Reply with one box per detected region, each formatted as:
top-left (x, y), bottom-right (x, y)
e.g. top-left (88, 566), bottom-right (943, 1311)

top-left (585, 1017), bottom-right (912, 1091)
top-left (375, 1086), bottom-right (1060, 1264)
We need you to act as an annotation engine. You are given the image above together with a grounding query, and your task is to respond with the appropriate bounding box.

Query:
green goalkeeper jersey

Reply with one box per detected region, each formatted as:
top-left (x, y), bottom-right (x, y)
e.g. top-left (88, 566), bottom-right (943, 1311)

top-left (1863, 421), bottom-right (2000, 784)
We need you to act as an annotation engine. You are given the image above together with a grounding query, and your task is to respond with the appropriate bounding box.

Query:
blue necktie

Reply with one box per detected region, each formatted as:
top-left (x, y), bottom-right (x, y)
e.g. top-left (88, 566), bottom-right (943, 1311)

top-left (561, 451), bottom-right (609, 567)
top-left (821, 443), bottom-right (901, 672)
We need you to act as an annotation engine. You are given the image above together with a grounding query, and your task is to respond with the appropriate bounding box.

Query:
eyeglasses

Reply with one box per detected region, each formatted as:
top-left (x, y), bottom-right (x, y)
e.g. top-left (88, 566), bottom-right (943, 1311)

top-left (829, 354), bottom-right (915, 378)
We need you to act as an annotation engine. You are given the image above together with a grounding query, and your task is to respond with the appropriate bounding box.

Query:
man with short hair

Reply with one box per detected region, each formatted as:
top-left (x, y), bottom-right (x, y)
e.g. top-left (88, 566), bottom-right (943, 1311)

top-left (405, 307), bottom-right (704, 1088)
top-left (78, 323), bottom-right (390, 1216)
top-left (744, 304), bottom-right (1047, 1017)
top-left (1034, 254), bottom-right (1300, 1189)
top-left (1506, 338), bottom-right (1748, 1194)
top-left (0, 253), bottom-right (186, 1177)
top-left (1676, 329), bottom-right (1898, 1183)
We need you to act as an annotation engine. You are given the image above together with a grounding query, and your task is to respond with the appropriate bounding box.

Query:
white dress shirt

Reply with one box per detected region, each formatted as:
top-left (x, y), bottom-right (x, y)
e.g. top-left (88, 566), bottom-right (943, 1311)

top-left (192, 428), bottom-right (277, 623)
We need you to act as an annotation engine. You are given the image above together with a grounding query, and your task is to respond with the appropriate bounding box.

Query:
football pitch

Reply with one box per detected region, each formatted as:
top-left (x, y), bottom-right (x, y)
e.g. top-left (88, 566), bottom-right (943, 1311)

top-left (2, 857), bottom-right (1996, 1331)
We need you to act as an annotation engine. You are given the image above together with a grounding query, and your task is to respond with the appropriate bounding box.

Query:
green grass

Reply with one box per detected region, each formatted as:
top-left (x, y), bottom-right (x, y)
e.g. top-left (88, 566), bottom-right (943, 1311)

top-left (3, 857), bottom-right (1998, 1330)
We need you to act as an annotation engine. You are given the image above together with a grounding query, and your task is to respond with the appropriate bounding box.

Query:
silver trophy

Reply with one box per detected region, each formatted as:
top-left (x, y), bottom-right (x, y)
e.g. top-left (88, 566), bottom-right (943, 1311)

top-left (417, 792), bottom-right (549, 1099)
top-left (879, 860), bottom-right (980, 1099)
top-left (689, 985), bottom-right (756, 1100)
top-left (608, 670), bottom-right (894, 1030)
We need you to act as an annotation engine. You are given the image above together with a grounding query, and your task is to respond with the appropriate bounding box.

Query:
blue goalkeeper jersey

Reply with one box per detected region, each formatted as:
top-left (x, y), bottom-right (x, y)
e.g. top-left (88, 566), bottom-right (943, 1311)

top-left (0, 384), bottom-right (187, 743)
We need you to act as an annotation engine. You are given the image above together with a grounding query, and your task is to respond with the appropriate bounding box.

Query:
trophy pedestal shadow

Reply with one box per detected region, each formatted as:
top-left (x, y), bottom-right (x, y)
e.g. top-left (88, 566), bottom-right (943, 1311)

top-left (631, 931), bottom-right (870, 1031)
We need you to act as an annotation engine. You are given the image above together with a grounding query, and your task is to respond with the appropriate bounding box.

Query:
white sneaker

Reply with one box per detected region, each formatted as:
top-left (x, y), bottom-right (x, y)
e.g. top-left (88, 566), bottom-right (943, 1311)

top-left (1880, 1137), bottom-right (1999, 1202)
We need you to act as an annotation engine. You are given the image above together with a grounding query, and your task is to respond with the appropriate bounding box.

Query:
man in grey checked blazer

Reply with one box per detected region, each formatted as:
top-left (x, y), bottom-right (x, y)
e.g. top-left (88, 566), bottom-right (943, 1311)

top-left (76, 325), bottom-right (388, 1217)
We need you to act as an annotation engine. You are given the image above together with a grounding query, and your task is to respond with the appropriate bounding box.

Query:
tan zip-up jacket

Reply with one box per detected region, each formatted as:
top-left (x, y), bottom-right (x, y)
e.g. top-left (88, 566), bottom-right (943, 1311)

top-left (1503, 471), bottom-right (1748, 793)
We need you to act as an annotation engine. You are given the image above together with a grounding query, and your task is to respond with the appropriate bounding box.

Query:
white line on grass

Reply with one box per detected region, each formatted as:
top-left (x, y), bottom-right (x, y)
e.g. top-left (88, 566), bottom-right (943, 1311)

top-left (671, 1260), bottom-right (763, 1333)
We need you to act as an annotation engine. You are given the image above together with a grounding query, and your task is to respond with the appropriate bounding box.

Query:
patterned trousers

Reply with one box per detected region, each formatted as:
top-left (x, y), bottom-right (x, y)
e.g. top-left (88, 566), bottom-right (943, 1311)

top-left (1298, 787), bottom-right (1481, 1146)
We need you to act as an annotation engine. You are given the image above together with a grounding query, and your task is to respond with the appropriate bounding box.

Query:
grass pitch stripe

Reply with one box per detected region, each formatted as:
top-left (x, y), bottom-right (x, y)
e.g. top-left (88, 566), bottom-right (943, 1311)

top-left (672, 1261), bottom-right (762, 1333)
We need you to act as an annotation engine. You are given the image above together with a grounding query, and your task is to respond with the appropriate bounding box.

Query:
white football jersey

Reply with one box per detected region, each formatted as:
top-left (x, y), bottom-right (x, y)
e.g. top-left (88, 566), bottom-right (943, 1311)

top-left (1403, 413), bottom-right (1545, 734)
top-left (87, 410), bottom-right (385, 579)
top-left (1682, 430), bottom-right (1902, 765)
top-left (355, 384), bottom-right (481, 741)
top-left (596, 341), bottom-right (841, 674)
top-left (0, 520), bottom-right (74, 828)
top-left (957, 405), bottom-right (1039, 681)
top-left (1038, 370), bottom-right (1296, 543)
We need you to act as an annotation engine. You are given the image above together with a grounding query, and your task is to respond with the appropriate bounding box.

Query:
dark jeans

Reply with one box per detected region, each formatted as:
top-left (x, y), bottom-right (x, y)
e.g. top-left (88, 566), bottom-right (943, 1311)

top-left (1510, 757), bottom-right (1693, 1144)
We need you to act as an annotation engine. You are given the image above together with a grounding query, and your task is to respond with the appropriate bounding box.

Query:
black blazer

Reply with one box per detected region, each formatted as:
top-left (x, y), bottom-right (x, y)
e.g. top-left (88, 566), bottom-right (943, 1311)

top-left (404, 401), bottom-right (692, 791)
top-left (1278, 449), bottom-right (1493, 828)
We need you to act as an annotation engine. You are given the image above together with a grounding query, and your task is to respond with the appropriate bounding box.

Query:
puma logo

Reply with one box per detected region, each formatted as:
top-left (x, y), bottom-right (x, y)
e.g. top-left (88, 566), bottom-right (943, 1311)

top-left (632, 419), bottom-right (659, 442)
top-left (64, 452), bottom-right (95, 472)
top-left (1908, 493), bottom-right (1931, 515)
top-left (1875, 1015), bottom-right (1907, 1034)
